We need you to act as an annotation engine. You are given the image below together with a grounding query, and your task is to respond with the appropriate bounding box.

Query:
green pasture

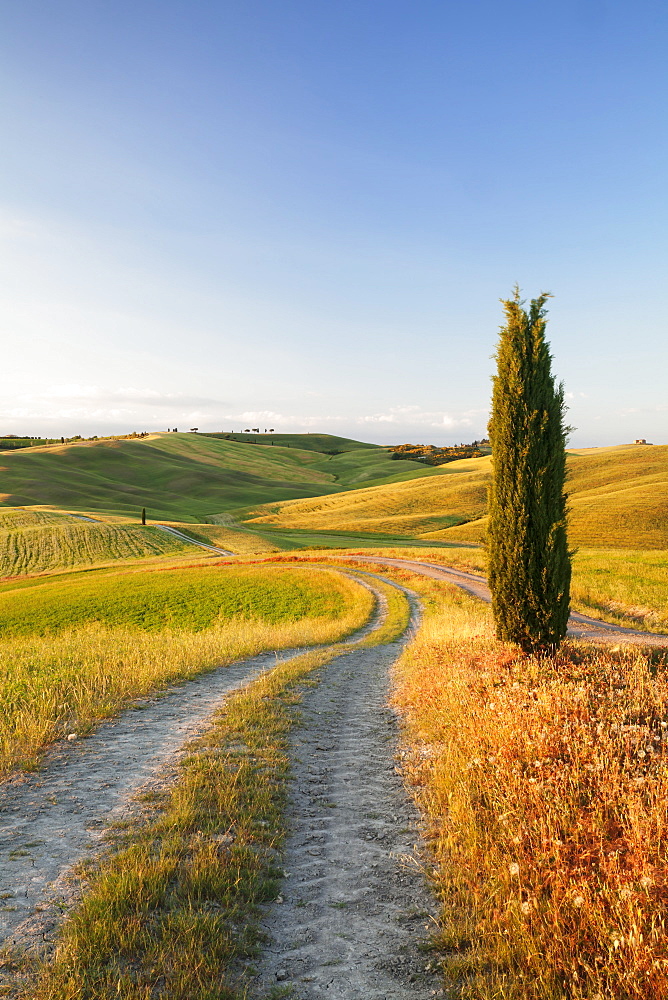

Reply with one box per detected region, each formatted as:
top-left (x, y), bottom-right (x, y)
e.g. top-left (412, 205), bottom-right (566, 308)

top-left (231, 523), bottom-right (467, 551)
top-left (0, 563), bottom-right (349, 636)
top-left (203, 431), bottom-right (377, 452)
top-left (0, 432), bottom-right (429, 520)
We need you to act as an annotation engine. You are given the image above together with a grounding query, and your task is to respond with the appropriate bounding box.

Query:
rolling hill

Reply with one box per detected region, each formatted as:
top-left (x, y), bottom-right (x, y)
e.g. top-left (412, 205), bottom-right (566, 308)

top-left (241, 444), bottom-right (668, 549)
top-left (0, 509), bottom-right (191, 577)
top-left (0, 432), bottom-right (430, 521)
top-left (2, 434), bottom-right (665, 552)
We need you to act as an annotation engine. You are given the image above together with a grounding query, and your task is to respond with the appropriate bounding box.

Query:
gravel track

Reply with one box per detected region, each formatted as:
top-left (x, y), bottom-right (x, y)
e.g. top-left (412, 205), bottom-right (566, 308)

top-left (345, 554), bottom-right (668, 646)
top-left (250, 584), bottom-right (439, 1000)
top-left (0, 570), bottom-right (438, 1000)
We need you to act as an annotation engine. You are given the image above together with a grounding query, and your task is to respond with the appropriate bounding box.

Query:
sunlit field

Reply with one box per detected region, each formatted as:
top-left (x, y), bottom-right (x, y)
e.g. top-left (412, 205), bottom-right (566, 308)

top-left (0, 562), bottom-right (373, 777)
top-left (0, 509), bottom-right (190, 577)
top-left (390, 576), bottom-right (668, 999)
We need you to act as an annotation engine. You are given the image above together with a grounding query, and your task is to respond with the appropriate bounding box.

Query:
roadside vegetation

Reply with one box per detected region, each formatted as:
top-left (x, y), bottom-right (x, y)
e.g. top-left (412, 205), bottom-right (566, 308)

top-left (385, 573), bottom-right (668, 999)
top-left (0, 563), bottom-right (372, 777)
top-left (18, 575), bottom-right (410, 1000)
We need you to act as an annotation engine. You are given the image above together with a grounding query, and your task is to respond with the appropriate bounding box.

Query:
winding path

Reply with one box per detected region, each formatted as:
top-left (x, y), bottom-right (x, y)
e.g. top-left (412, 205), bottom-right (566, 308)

top-left (0, 538), bottom-right (664, 995)
top-left (339, 554), bottom-right (668, 646)
top-left (0, 572), bottom-right (435, 1000)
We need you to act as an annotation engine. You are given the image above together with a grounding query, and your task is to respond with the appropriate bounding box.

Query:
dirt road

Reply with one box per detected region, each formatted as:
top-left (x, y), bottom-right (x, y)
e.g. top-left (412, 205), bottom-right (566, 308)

top-left (0, 647), bottom-right (295, 958)
top-left (250, 582), bottom-right (439, 999)
top-left (0, 573), bottom-right (437, 1000)
top-left (345, 554), bottom-right (668, 646)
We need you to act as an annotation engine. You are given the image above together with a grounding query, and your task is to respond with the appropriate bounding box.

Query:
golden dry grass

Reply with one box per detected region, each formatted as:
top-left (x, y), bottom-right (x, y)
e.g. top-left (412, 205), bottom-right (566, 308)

top-left (390, 577), bottom-right (668, 999)
top-left (244, 444), bottom-right (668, 550)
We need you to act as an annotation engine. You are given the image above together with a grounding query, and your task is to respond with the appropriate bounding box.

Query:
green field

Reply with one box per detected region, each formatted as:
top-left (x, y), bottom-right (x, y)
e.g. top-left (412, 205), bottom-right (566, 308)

top-left (0, 561), bottom-right (373, 777)
top-left (0, 562), bottom-right (351, 636)
top-left (0, 432), bottom-right (429, 521)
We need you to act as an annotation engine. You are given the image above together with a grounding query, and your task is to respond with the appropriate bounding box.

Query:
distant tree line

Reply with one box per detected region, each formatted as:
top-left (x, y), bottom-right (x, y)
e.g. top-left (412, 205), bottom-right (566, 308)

top-left (389, 439), bottom-right (490, 466)
top-left (0, 431), bottom-right (150, 450)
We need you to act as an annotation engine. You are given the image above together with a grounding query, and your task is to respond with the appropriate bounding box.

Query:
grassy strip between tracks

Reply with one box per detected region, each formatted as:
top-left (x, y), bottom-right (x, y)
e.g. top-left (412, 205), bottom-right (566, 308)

top-left (382, 571), bottom-right (668, 1000)
top-left (11, 575), bottom-right (410, 1000)
top-left (0, 565), bottom-right (372, 778)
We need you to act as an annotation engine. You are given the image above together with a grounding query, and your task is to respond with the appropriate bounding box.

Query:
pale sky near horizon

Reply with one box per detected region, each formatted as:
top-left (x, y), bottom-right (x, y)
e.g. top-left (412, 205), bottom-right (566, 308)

top-left (1, 0), bottom-right (667, 447)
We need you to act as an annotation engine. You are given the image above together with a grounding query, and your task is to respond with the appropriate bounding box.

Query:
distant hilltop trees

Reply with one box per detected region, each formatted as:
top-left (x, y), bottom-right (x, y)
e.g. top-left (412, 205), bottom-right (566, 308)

top-left (390, 439), bottom-right (489, 466)
top-left (0, 431), bottom-right (150, 450)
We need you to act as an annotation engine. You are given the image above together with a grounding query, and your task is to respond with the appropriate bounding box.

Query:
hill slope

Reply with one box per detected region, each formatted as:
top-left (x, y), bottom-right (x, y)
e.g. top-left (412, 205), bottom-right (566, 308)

top-left (242, 444), bottom-right (668, 549)
top-left (0, 433), bottom-right (429, 521)
top-left (0, 509), bottom-right (190, 577)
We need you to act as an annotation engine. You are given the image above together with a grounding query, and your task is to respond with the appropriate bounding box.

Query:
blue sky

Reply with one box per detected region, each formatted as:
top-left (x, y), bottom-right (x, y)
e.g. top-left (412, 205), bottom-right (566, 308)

top-left (1, 0), bottom-right (666, 446)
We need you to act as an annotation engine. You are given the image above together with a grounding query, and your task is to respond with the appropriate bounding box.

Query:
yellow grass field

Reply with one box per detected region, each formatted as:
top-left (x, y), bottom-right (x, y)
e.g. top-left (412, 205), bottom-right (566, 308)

top-left (243, 456), bottom-right (490, 536)
top-left (384, 570), bottom-right (668, 999)
top-left (243, 444), bottom-right (668, 550)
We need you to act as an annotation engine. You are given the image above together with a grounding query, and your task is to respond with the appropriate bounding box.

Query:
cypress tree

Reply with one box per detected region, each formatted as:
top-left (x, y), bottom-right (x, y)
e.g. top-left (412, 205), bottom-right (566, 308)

top-left (487, 288), bottom-right (571, 653)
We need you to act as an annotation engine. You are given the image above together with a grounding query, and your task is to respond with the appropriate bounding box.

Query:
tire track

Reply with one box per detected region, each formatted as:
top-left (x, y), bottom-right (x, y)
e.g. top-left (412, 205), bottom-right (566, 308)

top-left (251, 581), bottom-right (440, 1000)
top-left (0, 575), bottom-right (381, 961)
top-left (339, 554), bottom-right (668, 646)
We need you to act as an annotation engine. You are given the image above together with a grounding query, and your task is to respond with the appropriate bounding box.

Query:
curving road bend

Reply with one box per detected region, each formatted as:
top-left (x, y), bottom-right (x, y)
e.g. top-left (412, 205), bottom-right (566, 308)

top-left (154, 523), bottom-right (235, 555)
top-left (334, 554), bottom-right (668, 647)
